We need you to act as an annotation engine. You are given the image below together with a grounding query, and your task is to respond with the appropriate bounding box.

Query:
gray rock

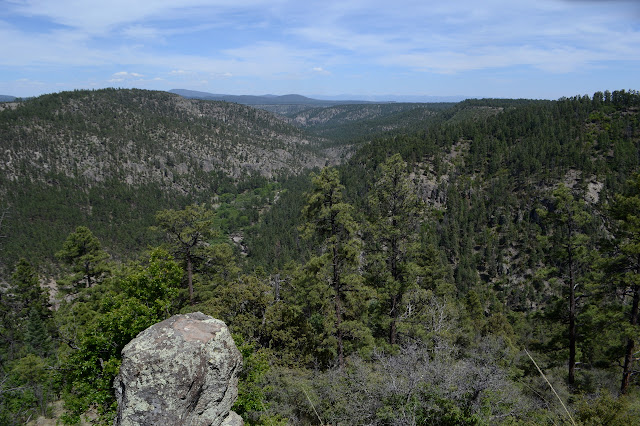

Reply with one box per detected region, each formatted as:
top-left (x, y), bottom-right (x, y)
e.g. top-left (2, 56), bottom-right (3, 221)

top-left (221, 411), bottom-right (244, 426)
top-left (114, 312), bottom-right (243, 426)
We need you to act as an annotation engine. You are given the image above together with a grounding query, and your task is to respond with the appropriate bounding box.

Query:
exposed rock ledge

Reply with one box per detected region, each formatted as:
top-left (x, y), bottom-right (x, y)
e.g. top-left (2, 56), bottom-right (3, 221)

top-left (114, 312), bottom-right (243, 426)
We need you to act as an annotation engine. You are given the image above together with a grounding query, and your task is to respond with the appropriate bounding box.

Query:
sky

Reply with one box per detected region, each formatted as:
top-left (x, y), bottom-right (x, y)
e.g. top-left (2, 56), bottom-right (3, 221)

top-left (0, 0), bottom-right (639, 100)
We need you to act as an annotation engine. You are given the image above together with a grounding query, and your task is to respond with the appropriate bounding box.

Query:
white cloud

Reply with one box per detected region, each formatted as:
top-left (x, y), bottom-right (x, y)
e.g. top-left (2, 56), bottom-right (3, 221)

top-left (6, 0), bottom-right (275, 36)
top-left (112, 71), bottom-right (144, 78)
top-left (289, 0), bottom-right (640, 74)
top-left (121, 25), bottom-right (162, 40)
top-left (4, 1), bottom-right (639, 75)
top-left (0, 77), bottom-right (45, 96)
top-left (1, 0), bottom-right (639, 97)
top-left (312, 67), bottom-right (330, 75)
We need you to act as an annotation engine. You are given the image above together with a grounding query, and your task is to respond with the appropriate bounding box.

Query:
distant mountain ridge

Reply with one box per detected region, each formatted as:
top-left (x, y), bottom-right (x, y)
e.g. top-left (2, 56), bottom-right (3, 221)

top-left (0, 95), bottom-right (16, 102)
top-left (312, 93), bottom-right (467, 103)
top-left (169, 89), bottom-right (468, 105)
top-left (169, 89), bottom-right (376, 106)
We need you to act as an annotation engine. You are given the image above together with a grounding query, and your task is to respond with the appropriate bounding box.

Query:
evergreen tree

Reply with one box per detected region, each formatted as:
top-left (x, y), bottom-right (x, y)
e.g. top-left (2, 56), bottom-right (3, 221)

top-left (154, 204), bottom-right (218, 305)
top-left (367, 154), bottom-right (422, 345)
top-left (300, 167), bottom-right (370, 368)
top-left (7, 259), bottom-right (53, 356)
top-left (56, 226), bottom-right (110, 289)
top-left (0, 260), bottom-right (55, 424)
top-left (607, 174), bottom-right (640, 394)
top-left (538, 184), bottom-right (594, 386)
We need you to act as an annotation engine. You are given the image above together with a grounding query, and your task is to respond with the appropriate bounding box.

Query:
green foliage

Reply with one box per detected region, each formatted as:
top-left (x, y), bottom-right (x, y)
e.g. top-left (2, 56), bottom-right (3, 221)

top-left (574, 391), bottom-right (640, 425)
top-left (244, 174), bottom-right (314, 271)
top-left (0, 175), bottom-right (191, 272)
top-left (366, 153), bottom-right (424, 345)
top-left (604, 173), bottom-right (640, 394)
top-left (56, 226), bottom-right (110, 290)
top-left (0, 354), bottom-right (55, 425)
top-left (154, 204), bottom-right (218, 305)
top-left (2, 258), bottom-right (55, 357)
top-left (0, 88), bottom-right (318, 273)
top-left (0, 259), bottom-right (57, 424)
top-left (537, 184), bottom-right (598, 385)
top-left (232, 336), bottom-right (289, 425)
top-left (288, 102), bottom-right (453, 144)
top-left (2, 89), bottom-right (640, 423)
top-left (58, 248), bottom-right (181, 424)
top-left (197, 272), bottom-right (270, 342)
top-left (300, 167), bottom-right (373, 368)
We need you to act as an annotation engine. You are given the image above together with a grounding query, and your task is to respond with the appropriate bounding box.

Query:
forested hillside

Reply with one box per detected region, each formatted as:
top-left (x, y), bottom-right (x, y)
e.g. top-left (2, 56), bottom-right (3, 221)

top-left (1, 89), bottom-right (640, 425)
top-left (0, 89), bottom-right (347, 270)
top-left (282, 102), bottom-right (454, 143)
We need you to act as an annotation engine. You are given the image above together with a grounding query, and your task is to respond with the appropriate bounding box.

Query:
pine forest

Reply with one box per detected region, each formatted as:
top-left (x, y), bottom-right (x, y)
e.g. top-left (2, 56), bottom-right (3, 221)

top-left (1, 88), bottom-right (640, 425)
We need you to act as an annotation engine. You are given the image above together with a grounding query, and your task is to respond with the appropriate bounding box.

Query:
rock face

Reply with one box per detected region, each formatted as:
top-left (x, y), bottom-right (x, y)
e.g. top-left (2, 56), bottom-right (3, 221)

top-left (114, 312), bottom-right (243, 426)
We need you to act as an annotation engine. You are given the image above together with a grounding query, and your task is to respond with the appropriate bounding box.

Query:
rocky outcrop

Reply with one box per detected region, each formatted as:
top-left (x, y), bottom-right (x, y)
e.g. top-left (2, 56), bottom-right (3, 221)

top-left (114, 312), bottom-right (243, 426)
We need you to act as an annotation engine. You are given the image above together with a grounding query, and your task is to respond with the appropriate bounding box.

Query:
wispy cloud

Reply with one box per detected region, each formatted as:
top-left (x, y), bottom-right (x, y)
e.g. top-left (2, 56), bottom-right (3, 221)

top-left (113, 71), bottom-right (144, 77)
top-left (289, 0), bottom-right (640, 74)
top-left (1, 0), bottom-right (638, 97)
top-left (6, 0), bottom-right (265, 34)
top-left (108, 71), bottom-right (143, 83)
top-left (312, 67), bottom-right (331, 75)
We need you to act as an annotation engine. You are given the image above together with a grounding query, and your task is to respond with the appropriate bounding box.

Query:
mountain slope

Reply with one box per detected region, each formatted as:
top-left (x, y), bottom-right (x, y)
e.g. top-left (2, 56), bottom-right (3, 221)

top-left (1, 89), bottom-right (335, 186)
top-left (0, 89), bottom-right (344, 269)
top-left (247, 91), bottom-right (640, 304)
top-left (283, 102), bottom-right (456, 142)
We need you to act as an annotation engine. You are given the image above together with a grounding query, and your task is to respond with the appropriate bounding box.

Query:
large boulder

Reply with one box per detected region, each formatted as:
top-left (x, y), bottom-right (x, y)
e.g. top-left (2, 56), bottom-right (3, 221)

top-left (114, 312), bottom-right (243, 426)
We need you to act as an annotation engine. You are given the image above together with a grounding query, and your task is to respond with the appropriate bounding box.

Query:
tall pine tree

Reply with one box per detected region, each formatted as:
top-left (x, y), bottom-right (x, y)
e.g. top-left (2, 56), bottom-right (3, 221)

top-left (538, 185), bottom-right (594, 386)
top-left (608, 174), bottom-right (640, 394)
top-left (367, 154), bottom-right (422, 345)
top-left (300, 167), bottom-right (370, 368)
top-left (154, 204), bottom-right (218, 305)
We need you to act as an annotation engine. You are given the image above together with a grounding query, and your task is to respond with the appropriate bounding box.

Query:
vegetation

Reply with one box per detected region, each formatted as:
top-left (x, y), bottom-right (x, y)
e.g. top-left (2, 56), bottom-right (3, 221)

top-left (1, 88), bottom-right (640, 424)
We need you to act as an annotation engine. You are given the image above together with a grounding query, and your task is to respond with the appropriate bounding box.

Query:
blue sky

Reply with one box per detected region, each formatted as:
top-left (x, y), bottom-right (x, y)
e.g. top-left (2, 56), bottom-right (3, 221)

top-left (1, 0), bottom-right (638, 100)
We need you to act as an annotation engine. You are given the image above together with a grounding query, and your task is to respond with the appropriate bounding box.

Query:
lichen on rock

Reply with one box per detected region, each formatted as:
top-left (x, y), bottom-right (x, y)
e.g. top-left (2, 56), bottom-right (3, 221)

top-left (114, 312), bottom-right (243, 426)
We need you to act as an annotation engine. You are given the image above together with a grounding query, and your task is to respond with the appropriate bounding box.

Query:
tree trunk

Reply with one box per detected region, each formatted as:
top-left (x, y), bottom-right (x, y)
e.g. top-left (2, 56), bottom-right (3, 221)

top-left (567, 225), bottom-right (576, 386)
top-left (389, 293), bottom-right (398, 345)
top-left (569, 282), bottom-right (576, 385)
top-left (332, 243), bottom-right (344, 369)
top-left (335, 291), bottom-right (344, 370)
top-left (85, 261), bottom-right (91, 288)
top-left (187, 258), bottom-right (194, 305)
top-left (621, 284), bottom-right (639, 394)
top-left (388, 231), bottom-right (399, 345)
top-left (272, 273), bottom-right (281, 302)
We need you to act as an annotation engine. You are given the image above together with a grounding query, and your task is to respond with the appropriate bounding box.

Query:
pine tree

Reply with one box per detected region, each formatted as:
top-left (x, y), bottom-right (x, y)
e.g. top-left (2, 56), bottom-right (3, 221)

top-left (538, 184), bottom-right (594, 386)
top-left (300, 167), bottom-right (370, 368)
top-left (4, 259), bottom-right (53, 357)
top-left (368, 154), bottom-right (422, 345)
top-left (154, 204), bottom-right (218, 305)
top-left (608, 174), bottom-right (640, 394)
top-left (56, 226), bottom-right (110, 289)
